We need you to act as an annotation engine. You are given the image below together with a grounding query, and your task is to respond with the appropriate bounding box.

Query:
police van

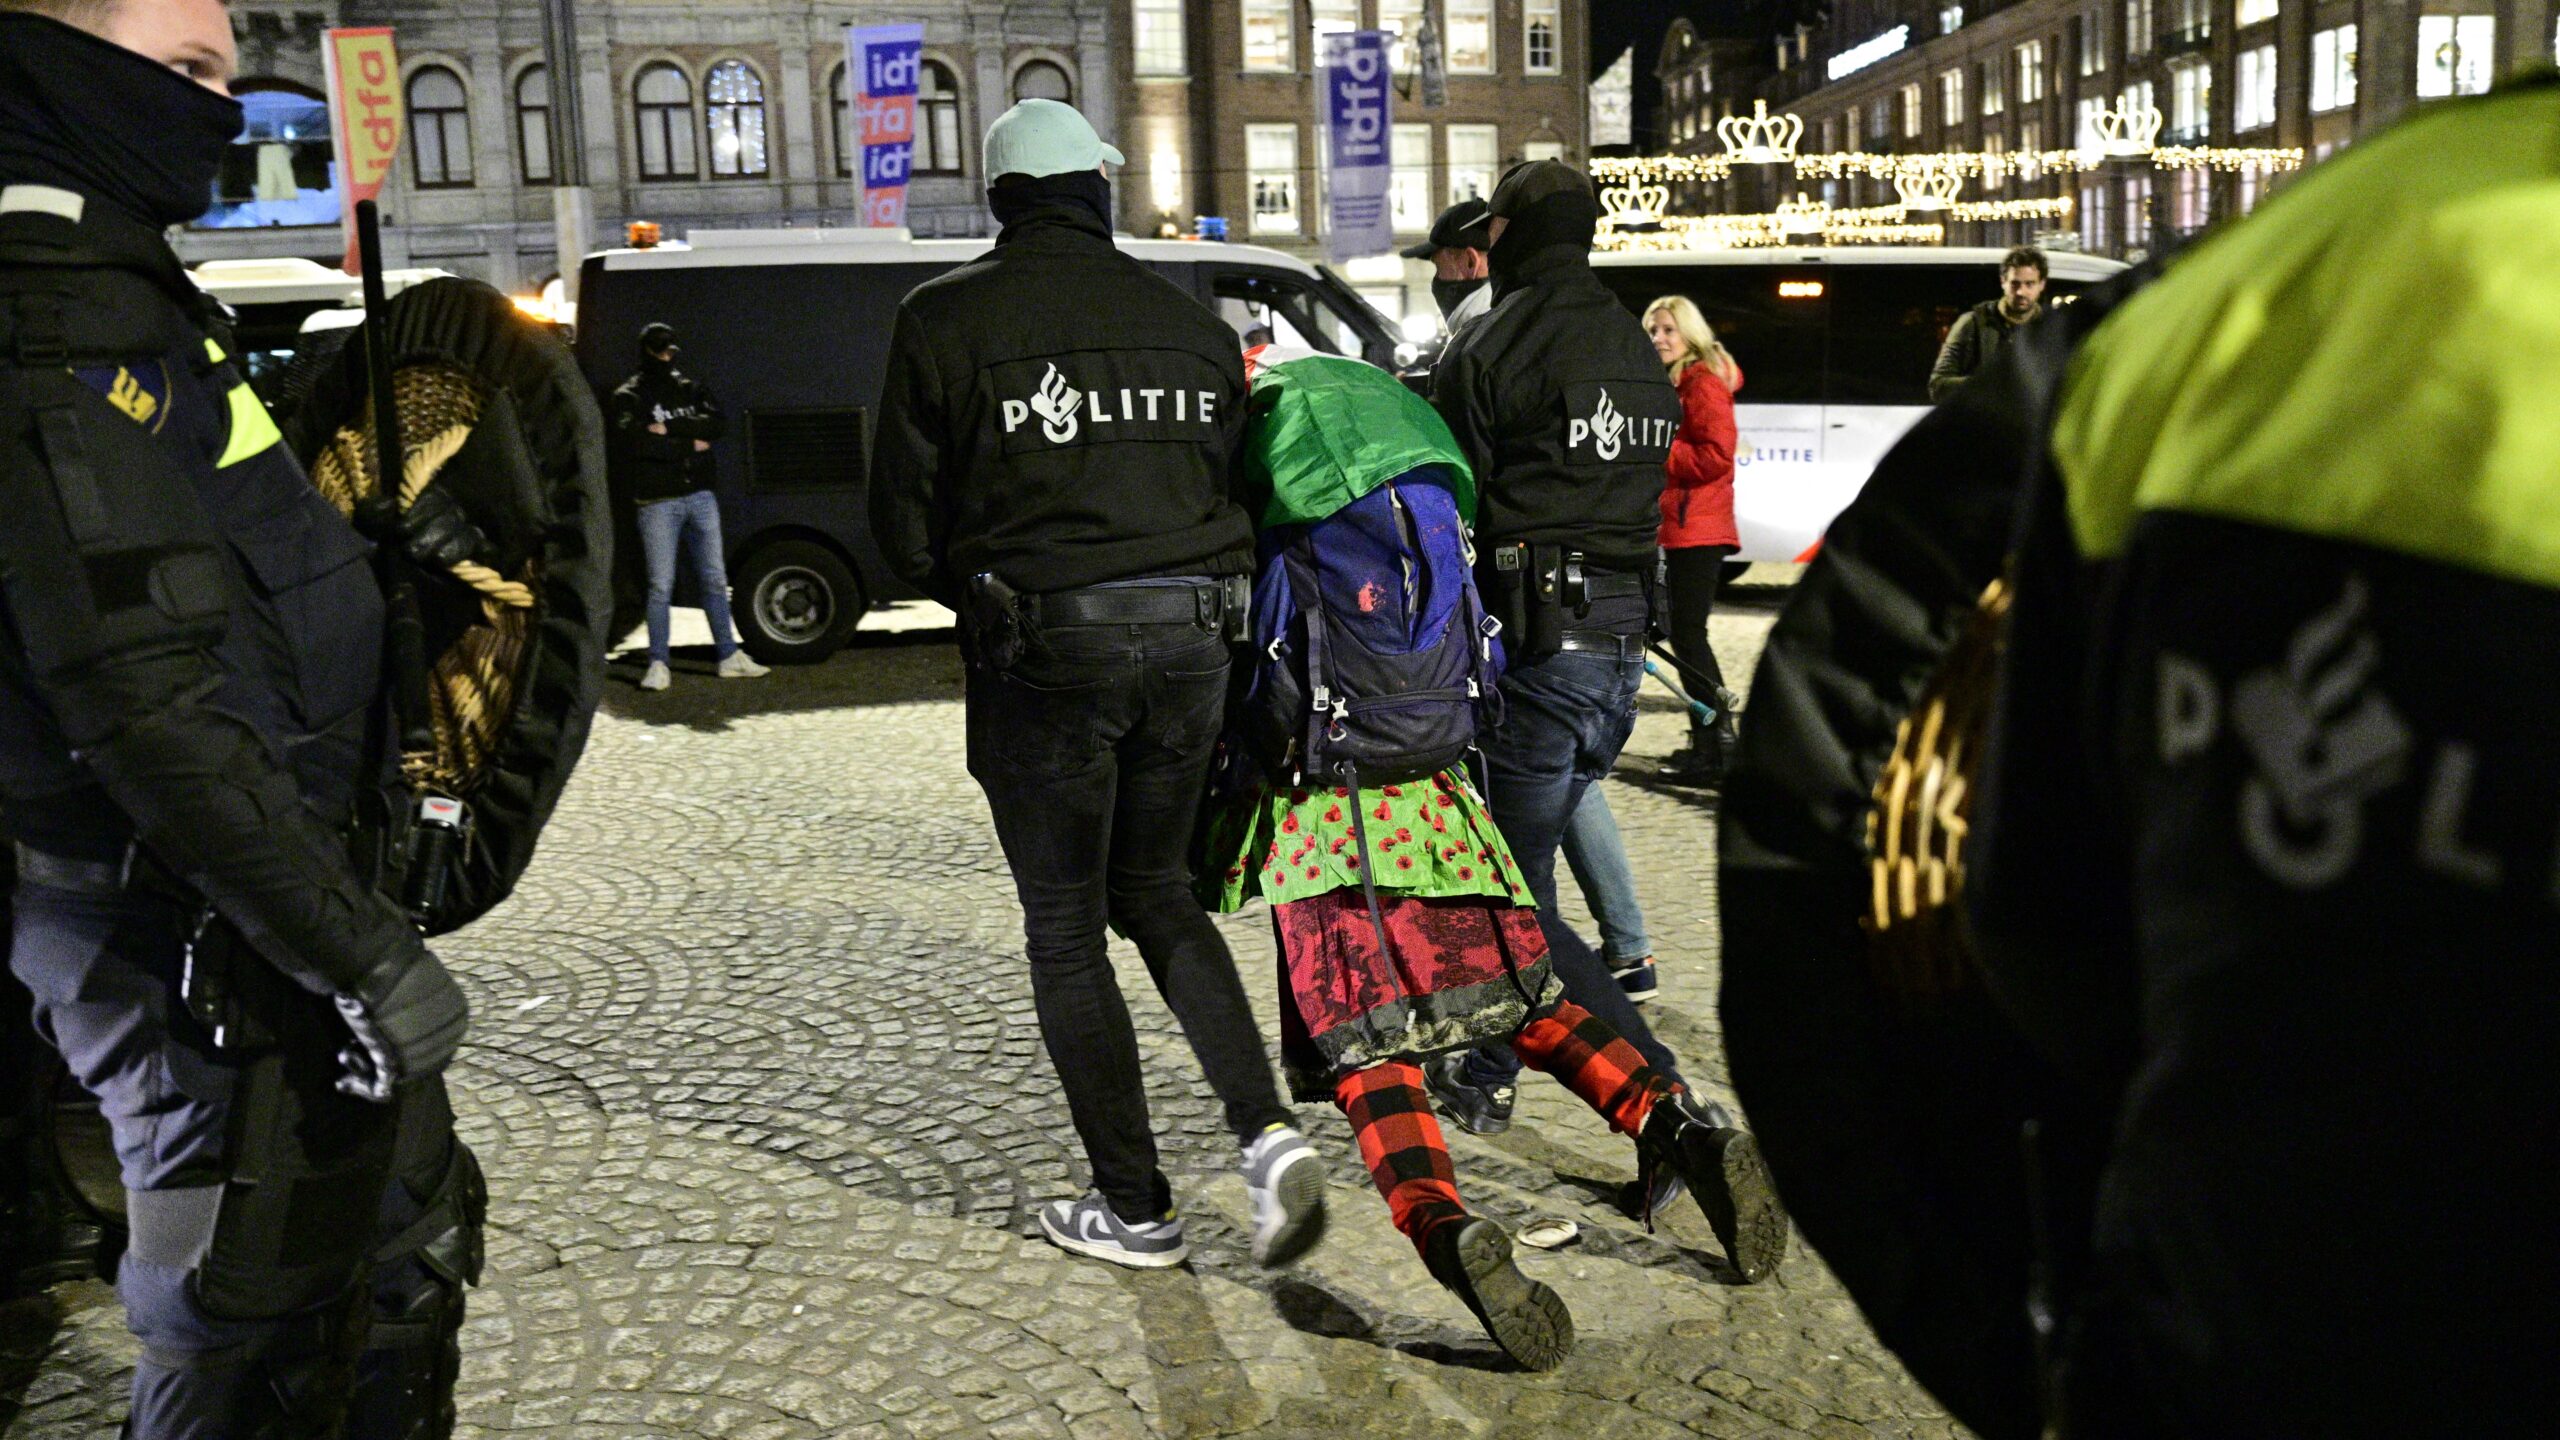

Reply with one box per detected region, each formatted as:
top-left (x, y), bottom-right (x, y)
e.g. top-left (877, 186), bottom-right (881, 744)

top-left (188, 256), bottom-right (456, 399)
top-left (1590, 245), bottom-right (2127, 563)
top-left (573, 228), bottom-right (1402, 662)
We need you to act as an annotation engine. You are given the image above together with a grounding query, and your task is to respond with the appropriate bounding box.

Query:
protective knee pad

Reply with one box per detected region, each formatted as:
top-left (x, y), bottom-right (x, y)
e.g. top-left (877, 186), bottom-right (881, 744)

top-left (345, 1138), bottom-right (485, 1440)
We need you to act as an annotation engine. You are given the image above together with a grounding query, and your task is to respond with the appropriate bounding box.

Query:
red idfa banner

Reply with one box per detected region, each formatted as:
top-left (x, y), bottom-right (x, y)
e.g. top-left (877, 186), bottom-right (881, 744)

top-left (324, 27), bottom-right (403, 272)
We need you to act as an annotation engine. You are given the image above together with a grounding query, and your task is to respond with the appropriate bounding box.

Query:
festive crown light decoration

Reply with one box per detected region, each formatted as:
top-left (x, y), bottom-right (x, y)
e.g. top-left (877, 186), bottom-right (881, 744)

top-left (1893, 169), bottom-right (1964, 212)
top-left (1949, 196), bottom-right (2077, 222)
top-left (1774, 192), bottom-right (1832, 237)
top-left (1599, 181), bottom-right (1673, 226)
top-left (2095, 100), bottom-right (2166, 159)
top-left (1597, 143), bottom-right (2302, 187)
top-left (1825, 223), bottom-right (1946, 245)
top-left (1716, 100), bottom-right (1805, 166)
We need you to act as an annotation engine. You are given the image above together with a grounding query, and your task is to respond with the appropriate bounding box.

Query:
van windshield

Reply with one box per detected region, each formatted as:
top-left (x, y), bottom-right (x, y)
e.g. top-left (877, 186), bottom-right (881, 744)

top-left (1593, 260), bottom-right (2099, 407)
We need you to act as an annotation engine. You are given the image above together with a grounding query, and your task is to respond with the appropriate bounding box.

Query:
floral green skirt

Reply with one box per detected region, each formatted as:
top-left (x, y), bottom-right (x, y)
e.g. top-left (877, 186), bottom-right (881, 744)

top-left (1195, 768), bottom-right (1535, 913)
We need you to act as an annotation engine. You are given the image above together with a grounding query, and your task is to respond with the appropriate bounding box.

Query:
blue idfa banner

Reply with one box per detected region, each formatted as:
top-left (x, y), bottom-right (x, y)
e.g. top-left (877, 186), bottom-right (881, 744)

top-left (846, 24), bottom-right (925, 227)
top-left (1320, 30), bottom-right (1393, 262)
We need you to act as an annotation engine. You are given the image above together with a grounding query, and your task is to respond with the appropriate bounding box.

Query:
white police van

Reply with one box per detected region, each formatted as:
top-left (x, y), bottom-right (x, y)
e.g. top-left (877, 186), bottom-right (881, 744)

top-left (187, 256), bottom-right (457, 398)
top-left (573, 228), bottom-right (1401, 662)
top-left (1591, 245), bottom-right (2128, 563)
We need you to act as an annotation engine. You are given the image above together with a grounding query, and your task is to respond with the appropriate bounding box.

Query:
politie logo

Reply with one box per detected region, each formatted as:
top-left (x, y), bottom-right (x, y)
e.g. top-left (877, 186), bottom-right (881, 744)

top-left (1562, 380), bottom-right (1678, 465)
top-left (995, 355), bottom-right (1223, 452)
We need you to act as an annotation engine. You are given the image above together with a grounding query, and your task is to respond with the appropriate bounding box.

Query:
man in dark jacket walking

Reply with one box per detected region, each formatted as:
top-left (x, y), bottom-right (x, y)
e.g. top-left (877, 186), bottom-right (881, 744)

top-left (1927, 246), bottom-right (2046, 402)
top-left (870, 99), bottom-right (1325, 1273)
top-left (611, 322), bottom-right (766, 689)
top-left (1421, 159), bottom-right (1789, 1283)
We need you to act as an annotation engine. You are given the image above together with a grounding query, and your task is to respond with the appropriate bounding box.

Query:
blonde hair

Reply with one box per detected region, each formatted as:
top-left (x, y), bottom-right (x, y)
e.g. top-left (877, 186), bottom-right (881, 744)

top-left (1645, 294), bottom-right (1738, 389)
top-left (0, 0), bottom-right (125, 27)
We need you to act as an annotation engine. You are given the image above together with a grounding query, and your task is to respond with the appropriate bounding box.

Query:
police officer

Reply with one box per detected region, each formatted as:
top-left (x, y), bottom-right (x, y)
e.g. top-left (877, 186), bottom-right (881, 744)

top-left (1424, 159), bottom-right (1787, 1281)
top-left (870, 99), bottom-right (1326, 1272)
top-left (0, 4), bottom-right (483, 1435)
top-left (1403, 197), bottom-right (1496, 332)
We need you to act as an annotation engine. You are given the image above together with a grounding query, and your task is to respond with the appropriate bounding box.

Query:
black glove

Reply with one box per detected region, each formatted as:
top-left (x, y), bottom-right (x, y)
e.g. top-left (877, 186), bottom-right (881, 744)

top-left (334, 952), bottom-right (469, 1102)
top-left (354, 486), bottom-right (490, 572)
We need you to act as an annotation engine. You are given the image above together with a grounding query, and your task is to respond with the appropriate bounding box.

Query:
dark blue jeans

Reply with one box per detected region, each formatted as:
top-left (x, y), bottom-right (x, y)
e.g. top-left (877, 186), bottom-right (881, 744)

top-left (1464, 648), bottom-right (1685, 1087)
top-left (966, 618), bottom-right (1291, 1222)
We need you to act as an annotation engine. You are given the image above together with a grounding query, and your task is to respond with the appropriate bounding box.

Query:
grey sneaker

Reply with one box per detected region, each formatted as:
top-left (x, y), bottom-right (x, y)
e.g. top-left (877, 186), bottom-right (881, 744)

top-left (1038, 1192), bottom-right (1189, 1269)
top-left (638, 660), bottom-right (671, 691)
top-left (717, 650), bottom-right (770, 678)
top-left (1241, 1124), bottom-right (1327, 1268)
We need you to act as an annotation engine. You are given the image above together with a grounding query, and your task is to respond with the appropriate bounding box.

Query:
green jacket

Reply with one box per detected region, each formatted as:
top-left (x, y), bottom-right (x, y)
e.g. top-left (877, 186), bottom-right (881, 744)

top-left (1239, 355), bottom-right (1475, 528)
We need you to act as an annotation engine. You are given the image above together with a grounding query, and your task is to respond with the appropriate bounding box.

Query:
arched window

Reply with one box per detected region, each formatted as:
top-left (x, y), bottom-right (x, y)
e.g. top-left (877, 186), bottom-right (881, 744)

top-left (515, 66), bottom-right (553, 184)
top-left (1012, 60), bottom-right (1071, 104)
top-left (830, 63), bottom-right (852, 178)
top-left (917, 60), bottom-right (964, 176)
top-left (705, 59), bottom-right (769, 178)
top-left (407, 66), bottom-right (472, 188)
top-left (202, 80), bottom-right (335, 229)
top-left (633, 63), bottom-right (696, 181)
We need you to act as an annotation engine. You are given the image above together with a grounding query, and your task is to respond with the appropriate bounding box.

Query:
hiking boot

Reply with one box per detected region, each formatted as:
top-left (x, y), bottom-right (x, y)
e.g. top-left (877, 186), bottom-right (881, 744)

top-left (1657, 739), bottom-right (1725, 789)
top-left (1422, 1052), bottom-right (1514, 1136)
top-left (1241, 1124), bottom-right (1327, 1269)
top-left (1612, 956), bottom-right (1659, 1004)
top-left (1422, 1217), bottom-right (1574, 1371)
top-left (1037, 1192), bottom-right (1189, 1269)
top-left (717, 650), bottom-right (770, 679)
top-left (638, 660), bottom-right (672, 691)
top-left (1638, 1092), bottom-right (1789, 1283)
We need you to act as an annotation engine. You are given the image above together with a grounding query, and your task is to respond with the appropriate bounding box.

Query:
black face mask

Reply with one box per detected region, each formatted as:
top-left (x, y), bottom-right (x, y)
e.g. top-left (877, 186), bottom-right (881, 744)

top-left (1432, 277), bottom-right (1486, 320)
top-left (988, 169), bottom-right (1114, 238)
top-left (0, 14), bottom-right (243, 230)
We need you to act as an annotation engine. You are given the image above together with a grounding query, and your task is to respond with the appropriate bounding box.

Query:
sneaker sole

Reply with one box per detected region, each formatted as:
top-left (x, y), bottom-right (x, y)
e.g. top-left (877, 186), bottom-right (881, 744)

top-left (1039, 1211), bottom-right (1191, 1270)
top-left (1707, 1132), bottom-right (1789, 1284)
top-left (1251, 1151), bottom-right (1329, 1269)
top-left (1447, 1221), bottom-right (1574, 1371)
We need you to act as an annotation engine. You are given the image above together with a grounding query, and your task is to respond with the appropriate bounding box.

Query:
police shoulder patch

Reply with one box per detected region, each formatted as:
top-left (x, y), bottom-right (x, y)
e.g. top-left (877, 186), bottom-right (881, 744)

top-left (71, 359), bottom-right (173, 434)
top-left (1560, 378), bottom-right (1679, 467)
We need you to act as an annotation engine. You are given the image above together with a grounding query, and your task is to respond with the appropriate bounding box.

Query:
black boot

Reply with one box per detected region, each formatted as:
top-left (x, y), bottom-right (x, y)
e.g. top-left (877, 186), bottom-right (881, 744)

top-left (1638, 1092), bottom-right (1790, 1283)
top-left (1421, 1218), bottom-right (1575, 1371)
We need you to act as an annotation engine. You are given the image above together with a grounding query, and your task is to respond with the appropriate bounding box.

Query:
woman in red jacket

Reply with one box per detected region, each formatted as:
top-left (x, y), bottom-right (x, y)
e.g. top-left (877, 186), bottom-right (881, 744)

top-left (1645, 295), bottom-right (1744, 786)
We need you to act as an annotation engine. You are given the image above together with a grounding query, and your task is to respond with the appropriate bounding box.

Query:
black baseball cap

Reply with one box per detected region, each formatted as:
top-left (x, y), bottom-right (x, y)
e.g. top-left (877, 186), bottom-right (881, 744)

top-left (639, 322), bottom-right (678, 350)
top-left (1399, 198), bottom-right (1494, 259)
top-left (1487, 159), bottom-right (1598, 221)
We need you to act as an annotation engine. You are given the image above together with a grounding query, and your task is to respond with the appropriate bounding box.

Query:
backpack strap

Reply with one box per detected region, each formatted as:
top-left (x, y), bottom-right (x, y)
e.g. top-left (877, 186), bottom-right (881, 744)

top-left (1333, 759), bottom-right (1396, 970)
top-left (1280, 539), bottom-right (1346, 773)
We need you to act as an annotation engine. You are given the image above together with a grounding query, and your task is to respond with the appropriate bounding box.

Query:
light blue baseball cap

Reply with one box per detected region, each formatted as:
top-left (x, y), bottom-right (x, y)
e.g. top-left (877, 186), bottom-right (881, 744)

top-left (983, 99), bottom-right (1126, 182)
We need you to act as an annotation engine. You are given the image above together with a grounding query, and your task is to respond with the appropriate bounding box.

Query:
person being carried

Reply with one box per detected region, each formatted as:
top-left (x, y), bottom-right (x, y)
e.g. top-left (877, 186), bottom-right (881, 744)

top-left (1197, 350), bottom-right (1783, 1368)
top-left (610, 321), bottom-right (768, 689)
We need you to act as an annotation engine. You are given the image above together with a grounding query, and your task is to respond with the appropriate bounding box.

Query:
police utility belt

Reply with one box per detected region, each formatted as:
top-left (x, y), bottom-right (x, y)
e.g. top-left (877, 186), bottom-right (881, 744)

top-left (1484, 542), bottom-right (1655, 661)
top-left (962, 572), bottom-right (1251, 670)
top-left (13, 840), bottom-right (278, 1054)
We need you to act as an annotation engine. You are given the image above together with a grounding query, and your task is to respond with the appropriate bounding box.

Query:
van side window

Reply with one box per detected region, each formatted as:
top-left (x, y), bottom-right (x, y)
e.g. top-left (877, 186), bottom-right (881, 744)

top-left (1211, 272), bottom-right (1361, 357)
top-left (1824, 266), bottom-right (2006, 406)
top-left (1595, 266), bottom-right (1828, 405)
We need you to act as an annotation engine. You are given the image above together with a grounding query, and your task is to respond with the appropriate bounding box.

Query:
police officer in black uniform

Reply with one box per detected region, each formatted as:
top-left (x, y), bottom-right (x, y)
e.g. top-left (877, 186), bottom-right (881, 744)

top-left (1422, 159), bottom-right (1787, 1279)
top-left (870, 99), bottom-right (1325, 1272)
top-left (0, 5), bottom-right (483, 1435)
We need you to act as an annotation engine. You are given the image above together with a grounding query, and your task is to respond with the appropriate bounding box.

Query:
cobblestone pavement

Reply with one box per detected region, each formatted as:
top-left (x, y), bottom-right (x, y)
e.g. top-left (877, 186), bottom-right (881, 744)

top-left (3, 587), bottom-right (1967, 1440)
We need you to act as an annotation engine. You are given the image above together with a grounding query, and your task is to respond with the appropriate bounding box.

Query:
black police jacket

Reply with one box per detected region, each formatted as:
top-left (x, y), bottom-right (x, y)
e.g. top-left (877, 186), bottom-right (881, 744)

top-left (0, 193), bottom-right (428, 1003)
top-left (608, 357), bottom-right (722, 503)
top-left (1431, 245), bottom-right (1681, 575)
top-left (870, 201), bottom-right (1254, 608)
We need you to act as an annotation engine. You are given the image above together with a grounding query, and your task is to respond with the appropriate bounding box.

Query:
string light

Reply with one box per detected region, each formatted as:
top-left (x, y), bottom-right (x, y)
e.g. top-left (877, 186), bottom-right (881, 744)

top-left (1593, 143), bottom-right (2303, 187)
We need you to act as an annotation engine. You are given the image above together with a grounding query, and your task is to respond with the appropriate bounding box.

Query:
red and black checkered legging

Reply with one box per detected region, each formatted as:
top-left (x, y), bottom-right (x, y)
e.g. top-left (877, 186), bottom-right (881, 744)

top-left (1334, 1000), bottom-right (1678, 1252)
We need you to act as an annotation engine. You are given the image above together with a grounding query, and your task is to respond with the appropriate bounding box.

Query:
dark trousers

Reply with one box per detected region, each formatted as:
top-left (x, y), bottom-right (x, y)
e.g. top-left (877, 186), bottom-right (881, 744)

top-left (9, 879), bottom-right (471, 1439)
top-left (966, 618), bottom-right (1291, 1223)
top-left (1665, 545), bottom-right (1737, 747)
top-left (1462, 649), bottom-right (1685, 1087)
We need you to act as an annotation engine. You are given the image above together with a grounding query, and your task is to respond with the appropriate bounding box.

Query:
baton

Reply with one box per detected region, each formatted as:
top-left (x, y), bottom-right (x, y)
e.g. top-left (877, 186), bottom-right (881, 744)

top-left (354, 199), bottom-right (435, 760)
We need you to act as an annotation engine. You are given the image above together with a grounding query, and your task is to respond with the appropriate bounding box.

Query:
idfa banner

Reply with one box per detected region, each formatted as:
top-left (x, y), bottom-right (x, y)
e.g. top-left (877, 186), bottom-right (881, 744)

top-left (324, 26), bottom-right (402, 272)
top-left (1320, 31), bottom-right (1393, 262)
top-left (847, 24), bottom-right (925, 228)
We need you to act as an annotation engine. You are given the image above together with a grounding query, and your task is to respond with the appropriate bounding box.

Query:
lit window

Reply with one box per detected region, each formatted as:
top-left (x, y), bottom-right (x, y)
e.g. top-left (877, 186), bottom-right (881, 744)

top-left (1133, 0), bottom-right (1185, 76)
top-left (1243, 0), bottom-right (1292, 72)
top-left (2082, 8), bottom-right (2107, 75)
top-left (516, 66), bottom-right (552, 184)
top-left (1247, 124), bottom-right (1299, 235)
top-left (1525, 2), bottom-right (1561, 73)
top-left (1983, 130), bottom-right (2006, 188)
top-left (1447, 124), bottom-right (1498, 206)
top-left (2077, 96), bottom-right (2107, 151)
top-left (2311, 25), bottom-right (2358, 112)
top-left (1391, 123), bottom-right (1433, 233)
top-left (2120, 79), bottom-right (2155, 133)
top-left (1380, 0), bottom-right (1425, 73)
top-left (1314, 0), bottom-right (1359, 45)
top-left (704, 60), bottom-right (767, 179)
top-left (2125, 0), bottom-right (2154, 56)
top-left (2416, 15), bottom-right (2495, 98)
top-left (1447, 0), bottom-right (1494, 74)
top-left (1940, 5), bottom-right (1966, 33)
top-left (406, 66), bottom-right (472, 189)
top-left (2236, 0), bottom-right (2278, 27)
top-left (2236, 44), bottom-right (2278, 131)
top-left (1940, 68), bottom-right (1966, 126)
top-left (1901, 82), bottom-right (1923, 138)
top-left (633, 63), bottom-right (696, 181)
top-left (2171, 60), bottom-right (2212, 137)
top-left (916, 61), bottom-right (965, 176)
top-left (2016, 40), bottom-right (2046, 104)
top-left (1982, 59), bottom-right (2006, 115)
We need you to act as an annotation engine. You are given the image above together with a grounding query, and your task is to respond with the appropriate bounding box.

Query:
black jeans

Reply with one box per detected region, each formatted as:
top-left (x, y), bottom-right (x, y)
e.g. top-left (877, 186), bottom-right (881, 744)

top-left (966, 618), bottom-right (1290, 1223)
top-left (1462, 648), bottom-right (1686, 1087)
top-left (1665, 545), bottom-right (1737, 746)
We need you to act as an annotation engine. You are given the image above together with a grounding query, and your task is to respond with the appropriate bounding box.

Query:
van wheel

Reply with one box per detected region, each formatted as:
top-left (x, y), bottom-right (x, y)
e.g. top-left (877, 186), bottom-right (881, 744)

top-left (736, 539), bottom-right (865, 664)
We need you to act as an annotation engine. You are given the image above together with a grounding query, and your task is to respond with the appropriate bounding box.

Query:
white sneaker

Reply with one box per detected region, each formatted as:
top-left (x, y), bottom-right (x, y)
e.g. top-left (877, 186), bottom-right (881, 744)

top-left (1037, 1192), bottom-right (1190, 1269)
top-left (638, 661), bottom-right (671, 691)
top-left (1241, 1124), bottom-right (1328, 1268)
top-left (717, 650), bottom-right (770, 679)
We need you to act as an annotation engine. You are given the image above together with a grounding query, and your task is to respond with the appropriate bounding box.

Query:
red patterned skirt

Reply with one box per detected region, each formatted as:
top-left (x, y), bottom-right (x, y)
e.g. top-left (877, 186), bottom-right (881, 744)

top-left (1272, 889), bottom-right (1556, 1102)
